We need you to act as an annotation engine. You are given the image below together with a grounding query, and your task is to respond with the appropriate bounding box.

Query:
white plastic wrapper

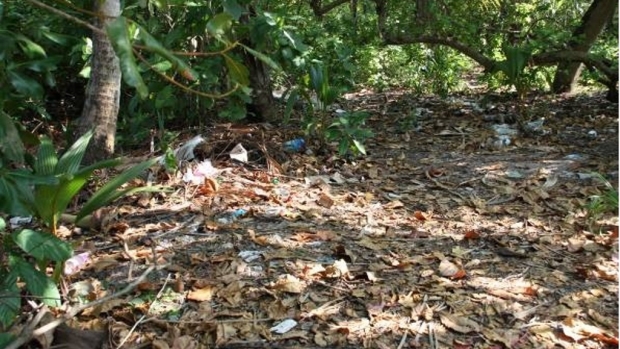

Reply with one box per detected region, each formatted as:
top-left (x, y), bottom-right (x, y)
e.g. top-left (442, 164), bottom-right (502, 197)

top-left (270, 319), bottom-right (298, 334)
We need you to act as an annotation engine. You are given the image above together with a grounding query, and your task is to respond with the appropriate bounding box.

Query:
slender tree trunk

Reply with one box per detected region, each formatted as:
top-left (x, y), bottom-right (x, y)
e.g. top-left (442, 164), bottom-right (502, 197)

top-left (74, 0), bottom-right (121, 164)
top-left (551, 0), bottom-right (617, 93)
top-left (241, 8), bottom-right (277, 123)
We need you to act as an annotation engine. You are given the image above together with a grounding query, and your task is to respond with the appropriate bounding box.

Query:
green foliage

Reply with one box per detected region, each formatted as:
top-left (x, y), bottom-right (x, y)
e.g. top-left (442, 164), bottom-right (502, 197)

top-left (0, 219), bottom-right (72, 328)
top-left (0, 114), bottom-right (162, 234)
top-left (585, 173), bottom-right (619, 230)
top-left (284, 63), bottom-right (372, 156)
top-left (325, 111), bottom-right (373, 156)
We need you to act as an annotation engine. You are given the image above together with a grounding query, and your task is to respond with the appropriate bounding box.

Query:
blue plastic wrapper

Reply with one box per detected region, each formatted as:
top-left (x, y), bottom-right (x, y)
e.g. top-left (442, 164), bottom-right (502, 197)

top-left (283, 138), bottom-right (306, 152)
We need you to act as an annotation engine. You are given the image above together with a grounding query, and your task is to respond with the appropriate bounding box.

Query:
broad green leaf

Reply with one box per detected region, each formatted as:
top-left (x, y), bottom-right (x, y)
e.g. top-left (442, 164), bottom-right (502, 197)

top-left (55, 130), bottom-right (93, 175)
top-left (0, 217), bottom-right (5, 231)
top-left (13, 229), bottom-right (73, 262)
top-left (223, 0), bottom-right (245, 21)
top-left (283, 89), bottom-right (299, 123)
top-left (76, 157), bottom-right (162, 222)
top-left (240, 44), bottom-right (280, 70)
top-left (223, 54), bottom-right (249, 86)
top-left (0, 271), bottom-right (20, 328)
top-left (0, 333), bottom-right (14, 348)
top-left (34, 137), bottom-right (58, 176)
top-left (352, 139), bottom-right (367, 155)
top-left (0, 112), bottom-right (25, 163)
top-left (6, 70), bottom-right (44, 98)
top-left (15, 34), bottom-right (47, 58)
top-left (206, 13), bottom-right (233, 39)
top-left (137, 28), bottom-right (197, 81)
top-left (106, 17), bottom-right (148, 98)
top-left (9, 256), bottom-right (61, 307)
top-left (49, 172), bottom-right (91, 228)
top-left (17, 57), bottom-right (62, 73)
top-left (338, 140), bottom-right (349, 156)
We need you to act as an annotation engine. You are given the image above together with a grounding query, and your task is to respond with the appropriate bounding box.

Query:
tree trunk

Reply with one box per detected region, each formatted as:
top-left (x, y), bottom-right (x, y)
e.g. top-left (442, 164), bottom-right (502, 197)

top-left (73, 0), bottom-right (121, 164)
top-left (243, 51), bottom-right (277, 123)
top-left (551, 0), bottom-right (617, 93)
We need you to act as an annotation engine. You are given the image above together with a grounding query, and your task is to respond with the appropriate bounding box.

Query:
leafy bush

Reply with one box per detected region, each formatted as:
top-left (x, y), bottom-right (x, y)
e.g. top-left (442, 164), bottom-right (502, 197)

top-left (0, 114), bottom-right (163, 333)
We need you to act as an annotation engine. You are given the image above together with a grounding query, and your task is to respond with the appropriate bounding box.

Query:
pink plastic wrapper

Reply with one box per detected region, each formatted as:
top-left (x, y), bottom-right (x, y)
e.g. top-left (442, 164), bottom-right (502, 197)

top-left (64, 252), bottom-right (90, 275)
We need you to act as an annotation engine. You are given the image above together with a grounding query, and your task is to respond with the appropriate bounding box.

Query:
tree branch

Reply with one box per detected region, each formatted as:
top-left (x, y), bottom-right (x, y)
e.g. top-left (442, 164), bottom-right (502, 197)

top-left (309, 0), bottom-right (350, 17)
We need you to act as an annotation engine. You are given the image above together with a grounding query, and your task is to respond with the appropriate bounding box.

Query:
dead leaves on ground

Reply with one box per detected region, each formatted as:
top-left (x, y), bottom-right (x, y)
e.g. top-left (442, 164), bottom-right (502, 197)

top-left (51, 92), bottom-right (618, 349)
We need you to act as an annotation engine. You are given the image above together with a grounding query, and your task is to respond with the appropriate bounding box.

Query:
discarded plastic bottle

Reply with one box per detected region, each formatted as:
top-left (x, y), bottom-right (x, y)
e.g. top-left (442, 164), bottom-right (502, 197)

top-left (283, 138), bottom-right (306, 153)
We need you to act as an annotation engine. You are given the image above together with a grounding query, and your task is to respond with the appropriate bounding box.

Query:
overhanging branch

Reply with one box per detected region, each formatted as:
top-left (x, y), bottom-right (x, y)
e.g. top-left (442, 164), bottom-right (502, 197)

top-left (309, 0), bottom-right (350, 17)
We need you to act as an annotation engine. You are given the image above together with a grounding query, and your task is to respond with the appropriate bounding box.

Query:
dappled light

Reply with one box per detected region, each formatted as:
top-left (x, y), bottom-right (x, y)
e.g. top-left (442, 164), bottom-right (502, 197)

top-left (1, 0), bottom-right (618, 348)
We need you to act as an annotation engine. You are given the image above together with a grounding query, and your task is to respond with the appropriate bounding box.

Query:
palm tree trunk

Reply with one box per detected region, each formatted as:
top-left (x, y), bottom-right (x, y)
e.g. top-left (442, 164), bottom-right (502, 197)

top-left (74, 0), bottom-right (121, 164)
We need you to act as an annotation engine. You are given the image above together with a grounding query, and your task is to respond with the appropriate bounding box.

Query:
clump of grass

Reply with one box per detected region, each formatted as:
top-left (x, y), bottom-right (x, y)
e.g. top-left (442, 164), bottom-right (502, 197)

top-left (585, 173), bottom-right (619, 231)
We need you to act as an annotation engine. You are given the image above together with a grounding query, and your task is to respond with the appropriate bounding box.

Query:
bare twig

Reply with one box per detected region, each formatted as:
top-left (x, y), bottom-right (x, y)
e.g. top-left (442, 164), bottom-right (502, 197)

top-left (116, 273), bottom-right (171, 348)
top-left (5, 265), bottom-right (160, 349)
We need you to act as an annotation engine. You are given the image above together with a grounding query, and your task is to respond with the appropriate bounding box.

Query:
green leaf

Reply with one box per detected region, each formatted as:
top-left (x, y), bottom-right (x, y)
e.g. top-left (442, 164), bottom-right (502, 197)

top-left (352, 139), bottom-right (367, 155)
top-left (223, 0), bottom-right (245, 21)
top-left (0, 271), bottom-right (20, 328)
top-left (6, 70), bottom-right (44, 98)
top-left (0, 333), bottom-right (15, 348)
top-left (206, 13), bottom-right (233, 40)
top-left (338, 140), bottom-right (349, 156)
top-left (0, 217), bottom-right (5, 231)
top-left (15, 34), bottom-right (47, 58)
top-left (17, 57), bottom-right (61, 73)
top-left (0, 112), bottom-right (25, 163)
top-left (240, 44), bottom-right (280, 70)
top-left (13, 229), bottom-right (73, 262)
top-left (223, 54), bottom-right (249, 86)
top-left (106, 17), bottom-right (148, 98)
top-left (283, 89), bottom-right (299, 124)
top-left (34, 137), bottom-right (58, 176)
top-left (10, 256), bottom-right (61, 307)
top-left (55, 130), bottom-right (93, 175)
top-left (137, 28), bottom-right (197, 81)
top-left (75, 157), bottom-right (162, 222)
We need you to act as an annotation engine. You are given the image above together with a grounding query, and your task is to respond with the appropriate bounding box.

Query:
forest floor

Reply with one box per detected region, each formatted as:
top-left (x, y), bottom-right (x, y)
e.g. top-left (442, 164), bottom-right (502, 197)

top-left (31, 91), bottom-right (619, 349)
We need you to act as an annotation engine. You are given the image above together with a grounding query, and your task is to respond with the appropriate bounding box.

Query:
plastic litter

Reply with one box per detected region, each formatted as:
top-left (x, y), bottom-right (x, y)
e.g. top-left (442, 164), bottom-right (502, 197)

top-left (217, 208), bottom-right (248, 224)
top-left (64, 252), bottom-right (90, 276)
top-left (270, 319), bottom-right (298, 334)
top-left (9, 216), bottom-right (32, 229)
top-left (182, 159), bottom-right (220, 184)
top-left (160, 135), bottom-right (205, 165)
top-left (230, 143), bottom-right (248, 163)
top-left (283, 138), bottom-right (305, 152)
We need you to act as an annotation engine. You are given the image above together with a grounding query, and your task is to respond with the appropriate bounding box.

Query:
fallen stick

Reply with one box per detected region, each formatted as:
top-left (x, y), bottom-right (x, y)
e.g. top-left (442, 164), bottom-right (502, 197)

top-left (5, 264), bottom-right (160, 349)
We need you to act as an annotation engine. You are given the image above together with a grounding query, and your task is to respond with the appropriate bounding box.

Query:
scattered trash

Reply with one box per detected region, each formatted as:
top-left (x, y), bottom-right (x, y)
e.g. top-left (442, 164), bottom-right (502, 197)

top-left (230, 143), bottom-right (248, 163)
top-left (9, 216), bottom-right (32, 229)
top-left (587, 130), bottom-right (597, 138)
top-left (577, 173), bottom-right (597, 180)
top-left (283, 138), bottom-right (305, 153)
top-left (238, 250), bottom-right (262, 263)
top-left (273, 187), bottom-right (291, 201)
top-left (182, 159), bottom-right (220, 184)
top-left (64, 252), bottom-right (90, 275)
top-left (270, 319), bottom-right (298, 334)
top-left (491, 124), bottom-right (518, 136)
top-left (493, 135), bottom-right (512, 148)
top-left (524, 118), bottom-right (546, 133)
top-left (160, 135), bottom-right (205, 165)
top-left (564, 153), bottom-right (586, 161)
top-left (505, 170), bottom-right (524, 179)
top-left (304, 172), bottom-right (347, 186)
top-left (217, 208), bottom-right (248, 225)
